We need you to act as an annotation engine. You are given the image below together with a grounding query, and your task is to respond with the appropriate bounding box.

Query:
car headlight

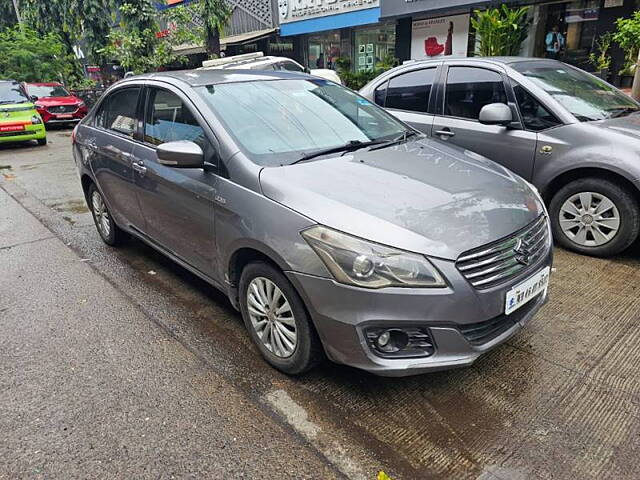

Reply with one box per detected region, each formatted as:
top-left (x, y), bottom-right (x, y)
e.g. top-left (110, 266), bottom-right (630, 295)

top-left (31, 115), bottom-right (42, 124)
top-left (35, 104), bottom-right (44, 109)
top-left (301, 226), bottom-right (446, 289)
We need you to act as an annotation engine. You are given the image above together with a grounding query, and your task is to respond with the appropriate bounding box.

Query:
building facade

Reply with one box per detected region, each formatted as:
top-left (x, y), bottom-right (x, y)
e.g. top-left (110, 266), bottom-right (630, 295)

top-left (277, 0), bottom-right (396, 72)
top-left (381, 0), bottom-right (639, 85)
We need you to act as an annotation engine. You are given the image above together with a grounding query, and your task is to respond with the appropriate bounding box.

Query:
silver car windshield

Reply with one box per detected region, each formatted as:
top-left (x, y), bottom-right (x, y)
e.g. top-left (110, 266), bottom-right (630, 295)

top-left (513, 62), bottom-right (639, 122)
top-left (196, 79), bottom-right (409, 165)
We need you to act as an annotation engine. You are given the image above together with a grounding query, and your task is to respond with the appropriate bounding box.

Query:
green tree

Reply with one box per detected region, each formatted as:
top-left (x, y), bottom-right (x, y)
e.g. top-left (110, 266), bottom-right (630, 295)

top-left (471, 5), bottom-right (531, 56)
top-left (0, 26), bottom-right (75, 82)
top-left (202, 0), bottom-right (231, 57)
top-left (20, 0), bottom-right (84, 81)
top-left (614, 11), bottom-right (640, 99)
top-left (103, 0), bottom-right (177, 73)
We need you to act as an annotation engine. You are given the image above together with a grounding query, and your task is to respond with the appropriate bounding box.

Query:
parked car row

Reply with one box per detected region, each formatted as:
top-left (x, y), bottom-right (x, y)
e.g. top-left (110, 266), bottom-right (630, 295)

top-left (0, 80), bottom-right (88, 148)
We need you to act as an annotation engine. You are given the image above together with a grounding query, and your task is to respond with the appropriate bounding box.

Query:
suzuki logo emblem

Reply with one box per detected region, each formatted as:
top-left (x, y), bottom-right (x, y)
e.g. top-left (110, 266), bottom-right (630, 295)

top-left (514, 238), bottom-right (531, 266)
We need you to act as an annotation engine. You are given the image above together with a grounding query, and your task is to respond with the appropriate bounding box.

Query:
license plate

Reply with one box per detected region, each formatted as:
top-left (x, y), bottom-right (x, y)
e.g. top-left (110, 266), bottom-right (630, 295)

top-left (57, 114), bottom-right (73, 119)
top-left (505, 266), bottom-right (550, 315)
top-left (0, 124), bottom-right (24, 132)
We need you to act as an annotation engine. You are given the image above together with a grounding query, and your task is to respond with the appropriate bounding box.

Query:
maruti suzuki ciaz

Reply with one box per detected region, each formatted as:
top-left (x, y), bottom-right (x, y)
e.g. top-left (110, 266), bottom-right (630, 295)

top-left (72, 69), bottom-right (552, 376)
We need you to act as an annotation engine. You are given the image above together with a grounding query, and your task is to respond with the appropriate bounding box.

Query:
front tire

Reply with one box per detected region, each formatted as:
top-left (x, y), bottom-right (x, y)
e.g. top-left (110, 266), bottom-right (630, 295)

top-left (37, 137), bottom-right (47, 146)
top-left (88, 184), bottom-right (127, 246)
top-left (239, 262), bottom-right (323, 375)
top-left (549, 177), bottom-right (640, 257)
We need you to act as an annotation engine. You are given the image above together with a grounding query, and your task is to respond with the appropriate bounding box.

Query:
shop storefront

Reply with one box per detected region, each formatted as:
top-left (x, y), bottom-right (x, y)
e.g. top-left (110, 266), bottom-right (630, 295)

top-left (380, 0), bottom-right (637, 84)
top-left (278, 0), bottom-right (393, 72)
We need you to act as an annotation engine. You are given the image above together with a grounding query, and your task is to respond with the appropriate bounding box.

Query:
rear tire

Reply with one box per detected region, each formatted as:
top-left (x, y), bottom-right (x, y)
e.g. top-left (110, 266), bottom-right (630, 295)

top-left (239, 261), bottom-right (323, 375)
top-left (549, 177), bottom-right (640, 257)
top-left (88, 183), bottom-right (127, 246)
top-left (37, 137), bottom-right (47, 146)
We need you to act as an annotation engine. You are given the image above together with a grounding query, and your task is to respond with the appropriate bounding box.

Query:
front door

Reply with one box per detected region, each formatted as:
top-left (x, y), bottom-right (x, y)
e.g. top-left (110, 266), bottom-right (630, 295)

top-left (91, 86), bottom-right (146, 230)
top-left (131, 86), bottom-right (219, 278)
top-left (431, 65), bottom-right (537, 180)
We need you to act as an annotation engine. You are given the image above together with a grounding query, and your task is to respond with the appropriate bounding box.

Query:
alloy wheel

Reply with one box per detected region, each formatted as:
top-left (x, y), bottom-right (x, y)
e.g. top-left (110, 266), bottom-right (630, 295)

top-left (559, 191), bottom-right (620, 247)
top-left (91, 190), bottom-right (112, 239)
top-left (246, 277), bottom-right (297, 358)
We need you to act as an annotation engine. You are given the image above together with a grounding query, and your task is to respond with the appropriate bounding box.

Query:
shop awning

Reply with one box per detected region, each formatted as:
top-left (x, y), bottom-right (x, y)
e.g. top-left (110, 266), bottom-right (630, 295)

top-left (280, 7), bottom-right (380, 37)
top-left (172, 28), bottom-right (277, 55)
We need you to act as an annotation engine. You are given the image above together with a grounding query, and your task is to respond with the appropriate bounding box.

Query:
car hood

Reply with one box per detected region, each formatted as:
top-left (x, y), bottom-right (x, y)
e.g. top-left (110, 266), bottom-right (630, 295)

top-left (260, 138), bottom-right (544, 260)
top-left (35, 96), bottom-right (80, 105)
top-left (0, 102), bottom-right (37, 123)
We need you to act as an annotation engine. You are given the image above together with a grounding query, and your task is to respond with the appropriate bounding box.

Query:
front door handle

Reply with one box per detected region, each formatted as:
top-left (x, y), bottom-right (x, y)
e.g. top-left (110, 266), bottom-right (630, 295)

top-left (435, 128), bottom-right (455, 139)
top-left (132, 161), bottom-right (147, 176)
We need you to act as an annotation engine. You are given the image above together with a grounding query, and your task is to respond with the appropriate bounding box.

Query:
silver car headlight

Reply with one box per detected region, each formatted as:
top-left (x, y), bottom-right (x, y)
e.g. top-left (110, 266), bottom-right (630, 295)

top-left (301, 226), bottom-right (446, 289)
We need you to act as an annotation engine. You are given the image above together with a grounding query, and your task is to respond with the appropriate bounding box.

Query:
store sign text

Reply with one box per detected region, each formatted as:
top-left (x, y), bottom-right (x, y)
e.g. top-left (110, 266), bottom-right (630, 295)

top-left (279, 0), bottom-right (379, 23)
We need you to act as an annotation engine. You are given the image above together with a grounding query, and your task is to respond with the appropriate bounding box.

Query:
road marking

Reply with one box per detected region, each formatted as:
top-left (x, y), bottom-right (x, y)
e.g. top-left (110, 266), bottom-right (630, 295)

top-left (265, 389), bottom-right (368, 480)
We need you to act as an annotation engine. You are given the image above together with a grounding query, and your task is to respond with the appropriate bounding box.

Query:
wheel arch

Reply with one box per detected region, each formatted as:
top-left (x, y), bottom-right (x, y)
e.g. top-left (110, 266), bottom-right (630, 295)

top-left (225, 242), bottom-right (292, 310)
top-left (541, 167), bottom-right (640, 205)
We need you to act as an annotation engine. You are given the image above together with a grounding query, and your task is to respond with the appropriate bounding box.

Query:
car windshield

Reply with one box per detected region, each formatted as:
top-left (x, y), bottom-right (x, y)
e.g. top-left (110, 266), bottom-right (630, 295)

top-left (196, 79), bottom-right (410, 165)
top-left (0, 82), bottom-right (29, 104)
top-left (512, 61), bottom-right (639, 121)
top-left (29, 84), bottom-right (70, 98)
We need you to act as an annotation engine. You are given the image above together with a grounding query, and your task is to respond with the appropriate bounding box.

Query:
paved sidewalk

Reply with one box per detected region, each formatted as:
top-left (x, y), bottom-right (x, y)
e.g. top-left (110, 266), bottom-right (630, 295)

top-left (0, 187), bottom-right (339, 479)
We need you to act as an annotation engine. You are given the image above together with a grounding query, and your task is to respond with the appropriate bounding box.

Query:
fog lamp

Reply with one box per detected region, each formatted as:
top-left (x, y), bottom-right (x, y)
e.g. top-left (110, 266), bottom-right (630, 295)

top-left (366, 327), bottom-right (435, 359)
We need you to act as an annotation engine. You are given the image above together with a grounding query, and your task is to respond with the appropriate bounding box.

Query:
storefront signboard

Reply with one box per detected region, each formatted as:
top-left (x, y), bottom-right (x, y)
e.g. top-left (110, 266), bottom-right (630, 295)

top-left (410, 14), bottom-right (469, 60)
top-left (278, 0), bottom-right (379, 24)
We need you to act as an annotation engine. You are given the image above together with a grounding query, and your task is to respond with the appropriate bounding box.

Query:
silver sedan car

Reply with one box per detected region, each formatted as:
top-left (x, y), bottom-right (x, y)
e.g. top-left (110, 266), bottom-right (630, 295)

top-left (73, 69), bottom-right (552, 376)
top-left (361, 58), bottom-right (640, 257)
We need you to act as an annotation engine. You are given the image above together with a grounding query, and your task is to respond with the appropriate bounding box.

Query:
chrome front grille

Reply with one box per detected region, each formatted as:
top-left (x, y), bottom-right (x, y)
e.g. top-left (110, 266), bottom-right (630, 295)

top-left (456, 215), bottom-right (549, 289)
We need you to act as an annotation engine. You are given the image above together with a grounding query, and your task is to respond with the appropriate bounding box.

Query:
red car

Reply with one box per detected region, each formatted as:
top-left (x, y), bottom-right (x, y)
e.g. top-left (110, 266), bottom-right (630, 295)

top-left (25, 82), bottom-right (88, 125)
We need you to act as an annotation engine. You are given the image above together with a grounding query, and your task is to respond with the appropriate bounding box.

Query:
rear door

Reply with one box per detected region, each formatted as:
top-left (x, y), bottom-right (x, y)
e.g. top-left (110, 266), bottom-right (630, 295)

top-left (90, 86), bottom-right (146, 230)
top-left (372, 65), bottom-right (440, 135)
top-left (432, 63), bottom-right (538, 180)
top-left (130, 84), bottom-right (219, 278)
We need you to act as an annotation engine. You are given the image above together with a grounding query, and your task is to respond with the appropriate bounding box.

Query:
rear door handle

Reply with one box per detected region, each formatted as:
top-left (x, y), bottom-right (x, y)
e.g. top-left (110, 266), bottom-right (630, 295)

top-left (435, 128), bottom-right (455, 138)
top-left (132, 161), bottom-right (147, 176)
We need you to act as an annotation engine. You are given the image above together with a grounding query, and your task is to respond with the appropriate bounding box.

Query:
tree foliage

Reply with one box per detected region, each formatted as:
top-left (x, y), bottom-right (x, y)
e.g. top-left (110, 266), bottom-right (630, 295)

top-left (471, 5), bottom-right (531, 56)
top-left (0, 26), bottom-right (75, 82)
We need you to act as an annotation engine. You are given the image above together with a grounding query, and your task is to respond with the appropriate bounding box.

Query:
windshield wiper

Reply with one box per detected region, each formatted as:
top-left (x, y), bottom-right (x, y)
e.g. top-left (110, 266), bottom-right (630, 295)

top-left (289, 139), bottom-right (390, 165)
top-left (607, 107), bottom-right (639, 119)
top-left (368, 130), bottom-right (418, 151)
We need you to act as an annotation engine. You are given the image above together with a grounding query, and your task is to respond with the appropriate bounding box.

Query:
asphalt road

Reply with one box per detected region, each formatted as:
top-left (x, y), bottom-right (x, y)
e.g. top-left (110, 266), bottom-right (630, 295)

top-left (1, 129), bottom-right (640, 479)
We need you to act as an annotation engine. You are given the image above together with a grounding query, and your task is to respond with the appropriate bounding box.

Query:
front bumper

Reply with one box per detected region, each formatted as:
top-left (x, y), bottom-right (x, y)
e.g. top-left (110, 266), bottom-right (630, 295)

top-left (0, 123), bottom-right (46, 143)
top-left (287, 249), bottom-right (552, 377)
top-left (38, 108), bottom-right (86, 124)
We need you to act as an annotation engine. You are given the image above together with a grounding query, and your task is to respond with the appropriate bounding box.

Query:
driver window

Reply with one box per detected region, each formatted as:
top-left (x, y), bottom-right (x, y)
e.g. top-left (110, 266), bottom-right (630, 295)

top-left (445, 67), bottom-right (507, 121)
top-left (144, 88), bottom-right (207, 148)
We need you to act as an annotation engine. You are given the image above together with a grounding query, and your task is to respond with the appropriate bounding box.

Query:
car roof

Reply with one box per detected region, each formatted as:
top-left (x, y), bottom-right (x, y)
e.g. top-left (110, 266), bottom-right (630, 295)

top-left (119, 68), bottom-right (313, 87)
top-left (27, 82), bottom-right (63, 86)
top-left (404, 56), bottom-right (562, 67)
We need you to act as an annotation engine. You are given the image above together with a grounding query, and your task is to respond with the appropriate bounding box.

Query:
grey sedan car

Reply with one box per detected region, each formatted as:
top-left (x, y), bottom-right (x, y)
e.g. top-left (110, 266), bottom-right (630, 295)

top-left (72, 69), bottom-right (552, 376)
top-left (361, 58), bottom-right (640, 257)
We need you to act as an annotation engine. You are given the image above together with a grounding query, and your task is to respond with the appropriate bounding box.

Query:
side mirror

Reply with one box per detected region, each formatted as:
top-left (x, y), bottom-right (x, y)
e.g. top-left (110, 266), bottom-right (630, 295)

top-left (479, 103), bottom-right (512, 126)
top-left (30, 95), bottom-right (38, 102)
top-left (157, 140), bottom-right (204, 168)
top-left (304, 67), bottom-right (311, 74)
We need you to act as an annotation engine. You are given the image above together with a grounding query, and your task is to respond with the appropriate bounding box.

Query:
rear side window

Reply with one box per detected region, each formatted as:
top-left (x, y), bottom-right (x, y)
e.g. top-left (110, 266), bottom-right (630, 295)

top-left (143, 88), bottom-right (207, 148)
top-left (382, 68), bottom-right (436, 113)
top-left (95, 87), bottom-right (140, 136)
top-left (445, 67), bottom-right (507, 120)
top-left (512, 82), bottom-right (561, 131)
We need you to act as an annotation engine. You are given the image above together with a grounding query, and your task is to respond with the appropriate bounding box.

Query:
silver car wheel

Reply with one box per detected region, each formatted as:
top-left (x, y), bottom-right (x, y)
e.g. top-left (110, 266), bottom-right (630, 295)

top-left (91, 190), bottom-right (111, 238)
top-left (247, 277), bottom-right (297, 358)
top-left (559, 191), bottom-right (620, 247)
